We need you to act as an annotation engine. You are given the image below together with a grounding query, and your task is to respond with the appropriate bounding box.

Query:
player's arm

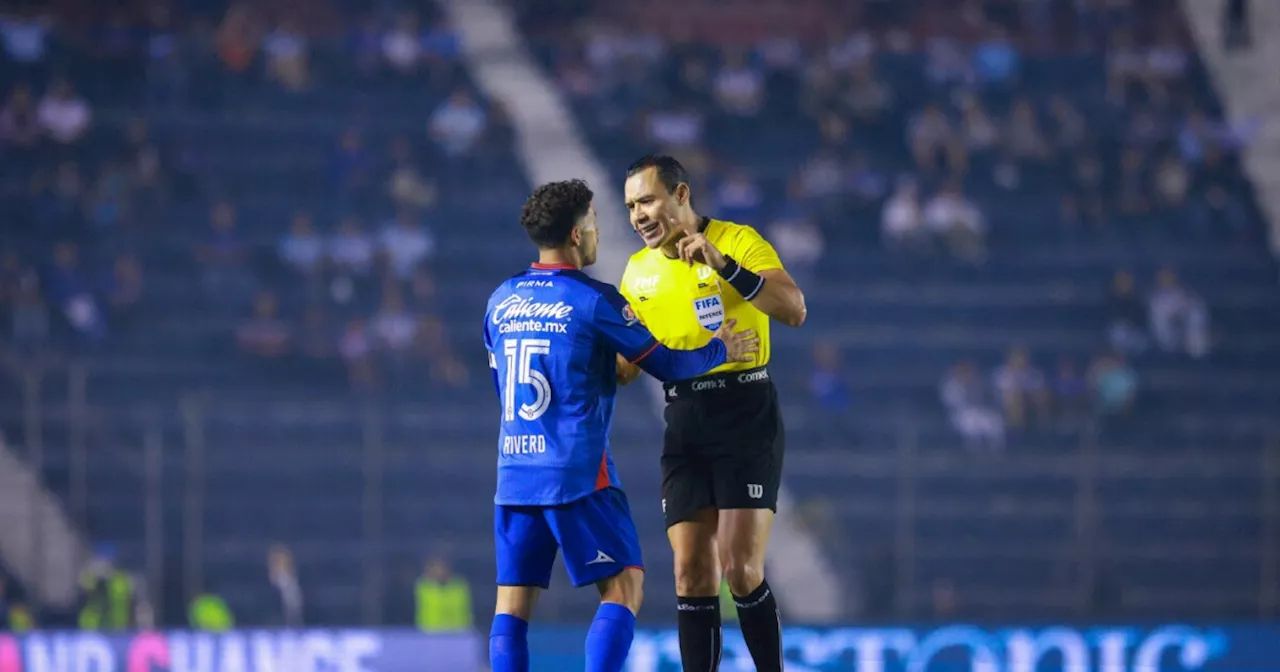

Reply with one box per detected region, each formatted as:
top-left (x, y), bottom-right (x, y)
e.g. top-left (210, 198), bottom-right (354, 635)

top-left (677, 229), bottom-right (808, 327)
top-left (483, 322), bottom-right (500, 396)
top-left (614, 273), bottom-right (645, 385)
top-left (593, 289), bottom-right (731, 382)
top-left (616, 354), bottom-right (642, 385)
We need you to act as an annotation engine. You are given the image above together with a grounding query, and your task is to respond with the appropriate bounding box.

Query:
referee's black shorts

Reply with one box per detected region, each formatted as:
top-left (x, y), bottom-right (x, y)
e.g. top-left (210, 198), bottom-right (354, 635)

top-left (659, 366), bottom-right (785, 527)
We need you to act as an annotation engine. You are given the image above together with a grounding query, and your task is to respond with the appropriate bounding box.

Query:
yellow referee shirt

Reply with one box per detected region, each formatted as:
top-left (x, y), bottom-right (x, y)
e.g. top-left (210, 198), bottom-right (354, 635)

top-left (620, 218), bottom-right (784, 375)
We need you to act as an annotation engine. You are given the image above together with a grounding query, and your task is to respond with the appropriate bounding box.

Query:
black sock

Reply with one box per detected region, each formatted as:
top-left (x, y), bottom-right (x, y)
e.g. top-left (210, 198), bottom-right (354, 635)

top-left (734, 579), bottom-right (782, 672)
top-left (676, 596), bottom-right (721, 671)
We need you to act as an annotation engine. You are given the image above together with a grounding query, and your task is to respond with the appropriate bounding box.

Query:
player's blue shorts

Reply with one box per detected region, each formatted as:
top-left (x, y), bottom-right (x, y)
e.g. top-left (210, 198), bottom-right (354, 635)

top-left (495, 487), bottom-right (644, 588)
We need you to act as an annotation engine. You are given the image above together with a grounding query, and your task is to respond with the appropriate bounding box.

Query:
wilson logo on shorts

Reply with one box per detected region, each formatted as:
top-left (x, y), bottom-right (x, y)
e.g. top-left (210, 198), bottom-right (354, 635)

top-left (693, 295), bottom-right (724, 331)
top-left (747, 484), bottom-right (764, 499)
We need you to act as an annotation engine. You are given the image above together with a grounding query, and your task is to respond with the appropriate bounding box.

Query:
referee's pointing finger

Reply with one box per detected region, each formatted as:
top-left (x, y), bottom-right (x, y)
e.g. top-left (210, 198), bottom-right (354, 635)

top-left (678, 237), bottom-right (696, 266)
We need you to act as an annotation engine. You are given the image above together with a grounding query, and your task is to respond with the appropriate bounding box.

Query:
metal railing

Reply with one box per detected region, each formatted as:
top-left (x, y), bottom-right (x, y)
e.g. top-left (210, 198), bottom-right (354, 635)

top-left (1262, 440), bottom-right (1280, 618)
top-left (5, 360), bottom-right (165, 617)
top-left (3, 360), bottom-right (1278, 623)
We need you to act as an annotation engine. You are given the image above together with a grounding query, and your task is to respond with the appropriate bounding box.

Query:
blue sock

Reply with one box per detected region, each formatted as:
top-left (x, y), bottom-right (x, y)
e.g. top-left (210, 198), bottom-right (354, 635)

top-left (489, 613), bottom-right (530, 672)
top-left (585, 602), bottom-right (636, 672)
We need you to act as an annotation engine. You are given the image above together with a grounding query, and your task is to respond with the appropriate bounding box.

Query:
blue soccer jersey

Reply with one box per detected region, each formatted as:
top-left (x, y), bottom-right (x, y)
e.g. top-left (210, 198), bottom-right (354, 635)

top-left (483, 263), bottom-right (728, 507)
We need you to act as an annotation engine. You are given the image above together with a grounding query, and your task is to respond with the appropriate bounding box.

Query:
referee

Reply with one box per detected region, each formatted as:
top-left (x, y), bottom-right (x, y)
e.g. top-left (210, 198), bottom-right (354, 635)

top-left (618, 155), bottom-right (806, 672)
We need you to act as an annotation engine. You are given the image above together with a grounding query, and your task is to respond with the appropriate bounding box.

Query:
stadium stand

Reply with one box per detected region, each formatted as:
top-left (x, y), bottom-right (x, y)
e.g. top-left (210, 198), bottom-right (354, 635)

top-left (0, 0), bottom-right (1278, 627)
top-left (1, 0), bottom-right (533, 626)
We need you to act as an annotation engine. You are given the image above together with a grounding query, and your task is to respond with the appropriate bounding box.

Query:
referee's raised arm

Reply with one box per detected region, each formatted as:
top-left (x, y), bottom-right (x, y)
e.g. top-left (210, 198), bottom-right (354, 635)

top-left (738, 265), bottom-right (807, 327)
top-left (673, 227), bottom-right (808, 327)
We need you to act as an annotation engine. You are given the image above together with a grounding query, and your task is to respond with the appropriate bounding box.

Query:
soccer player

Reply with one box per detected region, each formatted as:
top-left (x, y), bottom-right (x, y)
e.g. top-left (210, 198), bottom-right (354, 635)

top-left (484, 179), bottom-right (759, 672)
top-left (617, 155), bottom-right (807, 672)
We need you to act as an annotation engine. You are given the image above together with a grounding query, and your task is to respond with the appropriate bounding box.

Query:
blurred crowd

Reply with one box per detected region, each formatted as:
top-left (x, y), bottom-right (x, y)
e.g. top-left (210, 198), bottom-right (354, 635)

top-left (1, 0), bottom-right (1256, 405)
top-left (0, 1), bottom-right (492, 393)
top-left (522, 0), bottom-right (1255, 451)
top-left (0, 9), bottom-right (155, 353)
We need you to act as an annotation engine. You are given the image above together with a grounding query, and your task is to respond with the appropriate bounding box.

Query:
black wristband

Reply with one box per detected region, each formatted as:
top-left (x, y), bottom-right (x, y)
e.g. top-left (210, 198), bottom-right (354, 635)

top-left (717, 256), bottom-right (765, 300)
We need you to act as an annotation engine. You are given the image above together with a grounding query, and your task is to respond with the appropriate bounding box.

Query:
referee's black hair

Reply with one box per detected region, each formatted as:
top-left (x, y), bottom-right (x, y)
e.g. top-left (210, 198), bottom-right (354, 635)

top-left (626, 154), bottom-right (695, 208)
top-left (520, 179), bottom-right (594, 249)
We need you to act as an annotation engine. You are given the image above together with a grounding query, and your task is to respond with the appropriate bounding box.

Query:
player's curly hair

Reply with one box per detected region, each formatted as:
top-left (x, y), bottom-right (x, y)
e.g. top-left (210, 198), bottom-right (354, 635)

top-left (520, 179), bottom-right (594, 249)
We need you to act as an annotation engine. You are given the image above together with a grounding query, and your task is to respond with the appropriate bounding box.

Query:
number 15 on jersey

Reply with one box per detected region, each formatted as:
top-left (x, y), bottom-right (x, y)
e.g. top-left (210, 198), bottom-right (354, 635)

top-left (502, 338), bottom-right (552, 422)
